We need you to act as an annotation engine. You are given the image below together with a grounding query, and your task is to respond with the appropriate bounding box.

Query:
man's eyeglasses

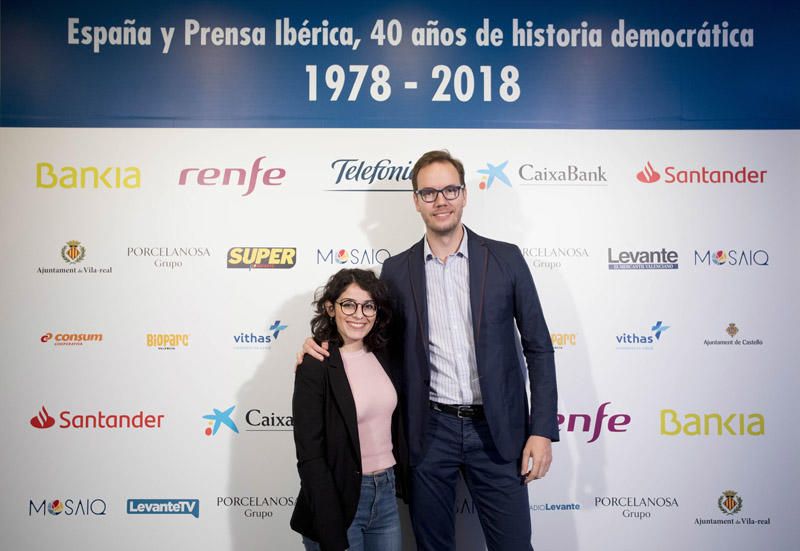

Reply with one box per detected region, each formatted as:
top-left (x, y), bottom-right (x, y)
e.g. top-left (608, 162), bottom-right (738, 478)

top-left (336, 300), bottom-right (378, 317)
top-left (414, 184), bottom-right (465, 203)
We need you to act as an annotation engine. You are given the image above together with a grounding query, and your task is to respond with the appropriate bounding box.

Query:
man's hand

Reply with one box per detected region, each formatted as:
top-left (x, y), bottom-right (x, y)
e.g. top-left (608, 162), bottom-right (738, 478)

top-left (295, 338), bottom-right (329, 366)
top-left (520, 435), bottom-right (552, 484)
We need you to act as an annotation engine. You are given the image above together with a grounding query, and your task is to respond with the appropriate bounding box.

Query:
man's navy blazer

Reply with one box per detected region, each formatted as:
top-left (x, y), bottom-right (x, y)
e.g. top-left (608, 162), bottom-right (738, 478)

top-left (381, 226), bottom-right (559, 465)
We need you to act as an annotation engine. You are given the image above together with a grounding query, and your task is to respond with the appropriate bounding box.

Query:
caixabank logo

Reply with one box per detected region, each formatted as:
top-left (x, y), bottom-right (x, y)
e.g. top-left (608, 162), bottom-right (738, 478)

top-left (695, 490), bottom-right (771, 526)
top-left (635, 161), bottom-right (767, 185)
top-left (37, 162), bottom-right (140, 190)
top-left (227, 247), bottom-right (296, 269)
top-left (478, 160), bottom-right (608, 190)
top-left (660, 409), bottom-right (764, 436)
top-left (29, 498), bottom-right (108, 517)
top-left (127, 499), bottom-right (199, 518)
top-left (38, 240), bottom-right (113, 275)
top-left (178, 156), bottom-right (286, 197)
top-left (203, 405), bottom-right (293, 437)
top-left (29, 405), bottom-right (165, 430)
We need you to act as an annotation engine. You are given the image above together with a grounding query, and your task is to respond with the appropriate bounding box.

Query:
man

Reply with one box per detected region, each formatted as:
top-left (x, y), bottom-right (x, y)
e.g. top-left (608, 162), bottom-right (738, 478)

top-left (302, 150), bottom-right (558, 550)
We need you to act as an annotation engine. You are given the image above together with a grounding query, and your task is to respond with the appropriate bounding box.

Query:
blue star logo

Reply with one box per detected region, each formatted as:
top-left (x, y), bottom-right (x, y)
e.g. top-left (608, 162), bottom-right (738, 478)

top-left (651, 321), bottom-right (670, 340)
top-left (203, 405), bottom-right (239, 436)
top-left (477, 161), bottom-right (512, 190)
top-left (270, 320), bottom-right (288, 339)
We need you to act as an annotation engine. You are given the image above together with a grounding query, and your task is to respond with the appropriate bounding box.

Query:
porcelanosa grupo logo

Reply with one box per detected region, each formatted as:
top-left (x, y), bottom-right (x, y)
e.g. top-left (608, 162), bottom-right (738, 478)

top-left (29, 405), bottom-right (165, 430)
top-left (316, 247), bottom-right (391, 265)
top-left (477, 161), bottom-right (512, 190)
top-left (178, 156), bottom-right (286, 197)
top-left (522, 247), bottom-right (590, 270)
top-left (29, 498), bottom-right (108, 517)
top-left (594, 496), bottom-right (679, 520)
top-left (616, 321), bottom-right (670, 350)
top-left (127, 246), bottom-right (212, 270)
top-left (635, 161), bottom-right (766, 185)
top-left (217, 496), bottom-right (296, 520)
top-left (328, 158), bottom-right (412, 191)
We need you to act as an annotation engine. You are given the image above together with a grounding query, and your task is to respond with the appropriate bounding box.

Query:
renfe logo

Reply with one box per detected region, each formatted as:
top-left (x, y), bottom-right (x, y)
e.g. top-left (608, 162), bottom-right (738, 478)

top-left (127, 499), bottom-right (200, 518)
top-left (557, 402), bottom-right (630, 443)
top-left (636, 162), bottom-right (660, 183)
top-left (178, 157), bottom-right (286, 197)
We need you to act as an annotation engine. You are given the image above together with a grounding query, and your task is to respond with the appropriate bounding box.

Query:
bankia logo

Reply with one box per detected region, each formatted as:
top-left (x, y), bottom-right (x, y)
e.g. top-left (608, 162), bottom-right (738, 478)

top-left (477, 161), bottom-right (512, 190)
top-left (594, 496), bottom-right (679, 520)
top-left (557, 402), bottom-right (631, 443)
top-left (316, 247), bottom-right (391, 265)
top-left (523, 247), bottom-right (590, 270)
top-left (29, 498), bottom-right (108, 517)
top-left (29, 406), bottom-right (165, 430)
top-left (40, 332), bottom-right (103, 346)
top-left (37, 162), bottom-right (140, 190)
top-left (704, 323), bottom-right (763, 347)
top-left (695, 490), bottom-right (771, 526)
top-left (127, 499), bottom-right (199, 518)
top-left (227, 247), bottom-right (297, 269)
top-left (694, 249), bottom-right (769, 267)
top-left (203, 405), bottom-right (293, 436)
top-left (38, 241), bottom-right (112, 275)
top-left (660, 409), bottom-right (764, 436)
top-left (616, 321), bottom-right (670, 350)
top-left (518, 161), bottom-right (607, 187)
top-left (608, 247), bottom-right (679, 270)
top-left (146, 333), bottom-right (189, 350)
top-left (328, 158), bottom-right (412, 191)
top-left (217, 496), bottom-right (296, 519)
top-left (178, 156), bottom-right (286, 197)
top-left (233, 321), bottom-right (288, 350)
top-left (128, 246), bottom-right (212, 270)
top-left (634, 161), bottom-right (766, 185)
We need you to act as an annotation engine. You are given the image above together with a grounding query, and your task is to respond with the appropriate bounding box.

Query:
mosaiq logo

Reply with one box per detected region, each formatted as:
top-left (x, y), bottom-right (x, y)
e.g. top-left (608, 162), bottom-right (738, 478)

top-left (36, 162), bottom-right (140, 190)
top-left (128, 246), bottom-right (212, 270)
top-left (635, 161), bottom-right (767, 185)
top-left (615, 321), bottom-right (670, 350)
top-left (38, 240), bottom-right (113, 275)
top-left (29, 498), bottom-right (108, 517)
top-left (316, 247), bottom-right (391, 265)
top-left (127, 499), bottom-right (199, 518)
top-left (608, 247), bottom-right (679, 270)
top-left (693, 248), bottom-right (769, 267)
top-left (178, 156), bottom-right (286, 197)
top-left (29, 405), bottom-right (165, 430)
top-left (233, 321), bottom-right (288, 350)
top-left (557, 402), bottom-right (631, 443)
top-left (227, 247), bottom-right (297, 269)
top-left (328, 158), bottom-right (412, 191)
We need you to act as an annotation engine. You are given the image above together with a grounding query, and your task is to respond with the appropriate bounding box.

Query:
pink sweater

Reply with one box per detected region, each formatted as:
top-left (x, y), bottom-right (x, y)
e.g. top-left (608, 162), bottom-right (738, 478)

top-left (341, 349), bottom-right (397, 474)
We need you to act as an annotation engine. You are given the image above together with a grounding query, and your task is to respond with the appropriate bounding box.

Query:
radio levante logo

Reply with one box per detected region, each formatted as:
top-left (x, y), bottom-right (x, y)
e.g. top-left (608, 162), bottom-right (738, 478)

top-left (38, 240), bottom-right (112, 275)
top-left (37, 162), bottom-right (140, 190)
top-left (29, 498), bottom-right (107, 517)
top-left (178, 156), bottom-right (285, 197)
top-left (456, 496), bottom-right (581, 515)
top-left (694, 249), bottom-right (769, 267)
top-left (29, 405), bottom-right (165, 430)
top-left (227, 247), bottom-right (297, 269)
top-left (608, 247), bottom-right (679, 270)
top-left (328, 158), bottom-right (412, 191)
top-left (635, 161), bottom-right (766, 185)
top-left (203, 405), bottom-right (293, 436)
top-left (316, 248), bottom-right (391, 265)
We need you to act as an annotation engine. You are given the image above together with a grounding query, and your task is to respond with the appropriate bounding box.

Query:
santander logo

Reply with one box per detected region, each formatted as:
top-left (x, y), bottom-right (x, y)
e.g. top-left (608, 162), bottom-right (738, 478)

top-left (636, 162), bottom-right (661, 183)
top-left (31, 406), bottom-right (56, 429)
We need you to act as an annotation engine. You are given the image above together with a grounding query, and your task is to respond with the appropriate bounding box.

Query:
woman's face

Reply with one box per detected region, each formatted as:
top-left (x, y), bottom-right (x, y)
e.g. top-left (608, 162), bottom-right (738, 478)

top-left (326, 283), bottom-right (377, 349)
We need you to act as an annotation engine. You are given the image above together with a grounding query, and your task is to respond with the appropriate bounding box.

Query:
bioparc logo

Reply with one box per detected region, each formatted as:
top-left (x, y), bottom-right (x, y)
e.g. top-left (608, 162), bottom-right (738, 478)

top-left (616, 321), bottom-right (670, 350)
top-left (693, 249), bottom-right (769, 267)
top-left (40, 332), bottom-right (103, 346)
top-left (203, 405), bottom-right (293, 436)
top-left (227, 247), bottom-right (297, 269)
top-left (635, 161), bottom-right (767, 185)
top-left (328, 158), bottom-right (412, 191)
top-left (233, 321), bottom-right (288, 350)
top-left (608, 247), bottom-right (679, 270)
top-left (594, 496), bottom-right (679, 520)
top-left (557, 402), bottom-right (631, 444)
top-left (551, 332), bottom-right (577, 350)
top-left (178, 156), bottom-right (286, 197)
top-left (146, 333), bottom-right (189, 350)
top-left (36, 162), bottom-right (140, 190)
top-left (217, 496), bottom-right (296, 520)
top-left (127, 499), bottom-right (199, 518)
top-left (703, 323), bottom-right (763, 347)
top-left (29, 498), bottom-right (108, 517)
top-left (37, 240), bottom-right (113, 275)
top-left (128, 246), bottom-right (213, 270)
top-left (522, 247), bottom-right (590, 270)
top-left (695, 490), bottom-right (771, 526)
top-left (316, 248), bottom-right (391, 265)
top-left (29, 405), bottom-right (165, 430)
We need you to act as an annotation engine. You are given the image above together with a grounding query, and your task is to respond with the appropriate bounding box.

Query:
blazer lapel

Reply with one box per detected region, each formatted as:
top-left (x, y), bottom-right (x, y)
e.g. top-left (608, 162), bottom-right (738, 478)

top-left (326, 347), bottom-right (360, 456)
top-left (466, 227), bottom-right (488, 346)
top-left (407, 237), bottom-right (430, 361)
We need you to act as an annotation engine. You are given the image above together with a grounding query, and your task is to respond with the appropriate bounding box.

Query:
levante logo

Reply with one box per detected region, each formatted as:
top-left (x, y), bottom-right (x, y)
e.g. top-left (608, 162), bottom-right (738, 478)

top-left (227, 247), bottom-right (296, 269)
top-left (635, 161), bottom-right (766, 185)
top-left (608, 248), bottom-right (678, 270)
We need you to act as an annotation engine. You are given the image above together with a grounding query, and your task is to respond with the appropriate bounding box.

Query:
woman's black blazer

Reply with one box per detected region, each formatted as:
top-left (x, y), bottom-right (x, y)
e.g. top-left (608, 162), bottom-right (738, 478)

top-left (290, 346), bottom-right (408, 551)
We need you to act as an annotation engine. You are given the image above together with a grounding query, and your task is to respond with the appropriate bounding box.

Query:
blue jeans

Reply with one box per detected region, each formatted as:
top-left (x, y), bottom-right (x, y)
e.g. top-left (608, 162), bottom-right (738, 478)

top-left (302, 468), bottom-right (401, 551)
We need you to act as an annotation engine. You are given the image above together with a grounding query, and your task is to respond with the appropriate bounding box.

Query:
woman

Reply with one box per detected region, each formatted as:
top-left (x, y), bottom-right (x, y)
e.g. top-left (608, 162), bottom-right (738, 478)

top-left (290, 268), bottom-right (406, 551)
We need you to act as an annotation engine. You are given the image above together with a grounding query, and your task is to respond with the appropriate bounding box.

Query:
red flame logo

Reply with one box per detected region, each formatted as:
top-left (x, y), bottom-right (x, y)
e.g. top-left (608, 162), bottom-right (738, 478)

top-left (636, 162), bottom-right (660, 183)
top-left (30, 406), bottom-right (56, 429)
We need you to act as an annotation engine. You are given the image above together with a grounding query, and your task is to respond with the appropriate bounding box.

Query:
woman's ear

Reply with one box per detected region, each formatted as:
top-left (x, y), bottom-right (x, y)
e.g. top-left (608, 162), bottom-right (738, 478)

top-left (324, 301), bottom-right (335, 317)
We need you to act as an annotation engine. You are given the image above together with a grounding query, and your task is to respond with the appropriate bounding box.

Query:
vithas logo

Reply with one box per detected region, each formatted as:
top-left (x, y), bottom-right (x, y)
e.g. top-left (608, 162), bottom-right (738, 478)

top-left (636, 162), bottom-right (660, 183)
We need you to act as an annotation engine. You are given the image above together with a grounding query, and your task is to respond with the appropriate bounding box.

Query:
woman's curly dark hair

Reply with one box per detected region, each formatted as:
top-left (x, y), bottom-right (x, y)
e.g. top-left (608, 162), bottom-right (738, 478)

top-left (310, 268), bottom-right (393, 352)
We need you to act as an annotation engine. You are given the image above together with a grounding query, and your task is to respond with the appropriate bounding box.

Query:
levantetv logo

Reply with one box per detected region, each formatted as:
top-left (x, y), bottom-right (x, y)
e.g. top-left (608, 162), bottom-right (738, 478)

top-left (608, 248), bottom-right (678, 270)
top-left (635, 162), bottom-right (766, 185)
top-left (127, 499), bottom-right (199, 518)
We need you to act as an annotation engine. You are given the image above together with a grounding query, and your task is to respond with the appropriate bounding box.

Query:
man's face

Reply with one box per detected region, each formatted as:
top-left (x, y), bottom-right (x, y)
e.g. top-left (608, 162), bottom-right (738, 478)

top-left (413, 161), bottom-right (467, 236)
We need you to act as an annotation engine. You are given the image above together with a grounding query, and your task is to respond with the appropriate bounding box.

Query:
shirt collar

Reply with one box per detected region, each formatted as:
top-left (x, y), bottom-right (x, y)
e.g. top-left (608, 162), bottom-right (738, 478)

top-left (424, 226), bottom-right (469, 261)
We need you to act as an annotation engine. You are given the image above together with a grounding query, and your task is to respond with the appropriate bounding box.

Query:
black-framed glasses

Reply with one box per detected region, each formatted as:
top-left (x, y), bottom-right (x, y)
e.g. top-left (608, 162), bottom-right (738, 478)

top-left (336, 300), bottom-right (378, 317)
top-left (414, 184), bottom-right (465, 203)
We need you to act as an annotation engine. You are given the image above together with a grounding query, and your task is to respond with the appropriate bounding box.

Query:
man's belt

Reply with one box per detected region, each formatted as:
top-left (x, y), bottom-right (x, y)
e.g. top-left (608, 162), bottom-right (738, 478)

top-left (430, 401), bottom-right (485, 419)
